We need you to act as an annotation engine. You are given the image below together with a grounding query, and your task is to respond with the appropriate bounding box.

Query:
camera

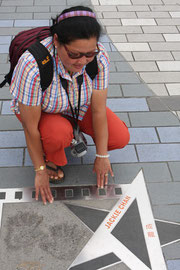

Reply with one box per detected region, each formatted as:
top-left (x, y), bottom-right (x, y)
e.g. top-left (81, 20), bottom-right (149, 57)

top-left (70, 125), bottom-right (87, 157)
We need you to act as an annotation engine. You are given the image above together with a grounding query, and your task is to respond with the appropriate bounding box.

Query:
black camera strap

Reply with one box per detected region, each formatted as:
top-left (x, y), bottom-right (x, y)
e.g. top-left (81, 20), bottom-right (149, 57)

top-left (60, 74), bottom-right (83, 128)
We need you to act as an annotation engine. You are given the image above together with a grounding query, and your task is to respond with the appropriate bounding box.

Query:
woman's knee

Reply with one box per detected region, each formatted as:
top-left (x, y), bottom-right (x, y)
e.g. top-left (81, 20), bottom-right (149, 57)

top-left (108, 122), bottom-right (130, 150)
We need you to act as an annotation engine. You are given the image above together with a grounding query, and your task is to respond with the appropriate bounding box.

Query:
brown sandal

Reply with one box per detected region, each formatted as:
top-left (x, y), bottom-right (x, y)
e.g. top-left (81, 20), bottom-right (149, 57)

top-left (46, 164), bottom-right (65, 184)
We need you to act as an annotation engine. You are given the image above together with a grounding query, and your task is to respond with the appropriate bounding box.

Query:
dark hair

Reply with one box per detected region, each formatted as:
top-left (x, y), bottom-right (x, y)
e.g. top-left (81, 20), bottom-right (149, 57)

top-left (50, 6), bottom-right (102, 44)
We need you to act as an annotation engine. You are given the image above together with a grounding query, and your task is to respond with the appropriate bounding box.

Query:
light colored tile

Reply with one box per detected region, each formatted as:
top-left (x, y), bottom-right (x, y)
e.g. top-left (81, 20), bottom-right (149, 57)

top-left (156, 18), bottom-right (180, 25)
top-left (100, 0), bottom-right (131, 5)
top-left (129, 127), bottom-right (159, 143)
top-left (166, 84), bottom-right (180, 95)
top-left (120, 52), bottom-right (134, 61)
top-left (150, 42), bottom-right (180, 51)
top-left (131, 0), bottom-right (163, 3)
top-left (127, 33), bottom-right (164, 42)
top-left (1, 0), bottom-right (33, 6)
top-left (117, 5), bottom-right (150, 11)
top-left (106, 26), bottom-right (142, 34)
top-left (114, 42), bottom-right (150, 51)
top-left (0, 131), bottom-right (26, 147)
top-left (94, 6), bottom-right (117, 11)
top-left (0, 7), bottom-right (16, 12)
top-left (163, 0), bottom-right (180, 4)
top-left (99, 18), bottom-right (121, 25)
top-left (157, 127), bottom-right (180, 143)
top-left (0, 27), bottom-right (31, 35)
top-left (107, 98), bottom-right (149, 112)
top-left (1, 101), bottom-right (12, 115)
top-left (172, 52), bottom-right (180, 60)
top-left (133, 52), bottom-right (173, 61)
top-left (157, 61), bottom-right (180, 71)
top-left (129, 61), bottom-right (158, 71)
top-left (34, 0), bottom-right (66, 5)
top-left (0, 13), bottom-right (33, 19)
top-left (170, 12), bottom-right (180, 17)
top-left (142, 26), bottom-right (178, 33)
top-left (140, 72), bottom-right (180, 83)
top-left (0, 20), bottom-right (13, 27)
top-left (150, 5), bottom-right (180, 11)
top-left (122, 18), bottom-right (156, 25)
top-left (0, 45), bottom-right (8, 54)
top-left (167, 260), bottom-right (180, 270)
top-left (0, 149), bottom-right (23, 167)
top-left (0, 36), bottom-right (11, 44)
top-left (109, 34), bottom-right (127, 42)
top-left (163, 34), bottom-right (180, 42)
top-left (17, 6), bottom-right (49, 12)
top-left (148, 84), bottom-right (169, 96)
top-left (137, 144), bottom-right (180, 162)
top-left (14, 20), bottom-right (49, 27)
top-left (103, 11), bottom-right (136, 18)
top-left (137, 11), bottom-right (170, 18)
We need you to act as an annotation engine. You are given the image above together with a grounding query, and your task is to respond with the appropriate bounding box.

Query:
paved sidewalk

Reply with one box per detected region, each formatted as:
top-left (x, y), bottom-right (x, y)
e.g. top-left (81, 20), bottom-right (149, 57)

top-left (0, 0), bottom-right (180, 270)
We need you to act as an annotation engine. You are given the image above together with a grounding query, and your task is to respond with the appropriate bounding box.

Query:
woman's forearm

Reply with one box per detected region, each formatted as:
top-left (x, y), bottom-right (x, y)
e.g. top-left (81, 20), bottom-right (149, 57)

top-left (23, 127), bottom-right (45, 169)
top-left (92, 110), bottom-right (108, 155)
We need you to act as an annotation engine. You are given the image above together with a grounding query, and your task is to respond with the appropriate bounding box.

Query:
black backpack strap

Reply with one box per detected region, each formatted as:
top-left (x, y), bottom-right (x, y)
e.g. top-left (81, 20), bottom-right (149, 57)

top-left (28, 41), bottom-right (53, 91)
top-left (85, 56), bottom-right (98, 81)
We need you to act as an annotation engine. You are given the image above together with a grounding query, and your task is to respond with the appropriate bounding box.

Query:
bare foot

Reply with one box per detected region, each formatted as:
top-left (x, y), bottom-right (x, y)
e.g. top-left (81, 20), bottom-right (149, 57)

top-left (46, 161), bottom-right (64, 180)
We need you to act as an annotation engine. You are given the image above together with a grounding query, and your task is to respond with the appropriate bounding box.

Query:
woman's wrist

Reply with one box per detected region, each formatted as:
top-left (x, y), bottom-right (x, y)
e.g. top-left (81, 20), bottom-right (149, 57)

top-left (96, 153), bottom-right (110, 158)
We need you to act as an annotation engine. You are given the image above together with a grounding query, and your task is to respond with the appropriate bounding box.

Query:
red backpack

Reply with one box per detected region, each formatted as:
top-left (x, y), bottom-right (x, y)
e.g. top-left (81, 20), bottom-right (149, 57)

top-left (0, 26), bottom-right (54, 91)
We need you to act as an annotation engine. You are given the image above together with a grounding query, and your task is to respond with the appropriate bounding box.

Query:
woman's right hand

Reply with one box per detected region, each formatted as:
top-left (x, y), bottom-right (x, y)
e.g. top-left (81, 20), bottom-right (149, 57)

top-left (35, 170), bottom-right (54, 205)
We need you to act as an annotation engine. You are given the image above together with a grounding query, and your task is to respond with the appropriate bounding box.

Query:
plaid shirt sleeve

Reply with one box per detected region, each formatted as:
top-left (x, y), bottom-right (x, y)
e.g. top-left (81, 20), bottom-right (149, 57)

top-left (92, 42), bottom-right (110, 90)
top-left (10, 51), bottom-right (42, 107)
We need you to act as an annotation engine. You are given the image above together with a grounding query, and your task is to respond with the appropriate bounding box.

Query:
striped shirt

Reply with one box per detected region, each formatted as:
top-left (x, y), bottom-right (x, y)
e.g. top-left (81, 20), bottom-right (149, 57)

top-left (10, 37), bottom-right (110, 120)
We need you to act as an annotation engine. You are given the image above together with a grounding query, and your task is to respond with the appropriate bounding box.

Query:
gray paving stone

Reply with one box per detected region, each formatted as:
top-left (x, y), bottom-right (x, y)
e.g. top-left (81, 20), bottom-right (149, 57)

top-left (0, 20), bottom-right (13, 27)
top-left (1, 101), bottom-right (13, 115)
top-left (150, 42), bottom-right (180, 51)
top-left (112, 162), bottom-right (172, 184)
top-left (137, 144), bottom-right (180, 162)
top-left (0, 63), bottom-right (10, 74)
top-left (106, 26), bottom-right (143, 34)
top-left (100, 18), bottom-right (122, 26)
top-left (148, 84), bottom-right (169, 96)
top-left (0, 148), bottom-right (23, 167)
top-left (157, 127), bottom-right (180, 143)
top-left (129, 127), bottom-right (159, 144)
top-left (82, 145), bottom-right (138, 164)
top-left (150, 5), bottom-right (180, 11)
top-left (0, 13), bottom-right (33, 19)
top-left (136, 11), bottom-right (170, 18)
top-left (0, 131), bottom-right (26, 147)
top-left (103, 11), bottom-right (136, 19)
top-left (109, 34), bottom-right (127, 42)
top-left (117, 5), bottom-right (150, 11)
top-left (115, 112), bottom-right (130, 127)
top-left (129, 112), bottom-right (180, 127)
top-left (67, 0), bottom-right (91, 5)
top-left (131, 0), bottom-right (163, 3)
top-left (16, 6), bottom-right (50, 12)
top-left (133, 52), bottom-right (173, 61)
top-left (115, 62), bottom-right (133, 72)
top-left (167, 260), bottom-right (180, 270)
top-left (129, 61), bottom-right (158, 72)
top-left (109, 72), bottom-right (141, 84)
top-left (34, 0), bottom-right (66, 5)
top-left (0, 54), bottom-right (8, 63)
top-left (108, 52), bottom-right (126, 61)
top-left (94, 6), bottom-right (117, 12)
top-left (168, 162), bottom-right (180, 182)
top-left (0, 167), bottom-right (34, 188)
top-left (0, 36), bottom-right (11, 44)
top-left (0, 45), bottom-right (8, 53)
top-left (172, 52), bottom-right (180, 60)
top-left (14, 20), bottom-right (49, 27)
top-left (142, 26), bottom-right (178, 33)
top-left (140, 72), bottom-right (180, 83)
top-left (157, 18), bottom-right (180, 25)
top-left (0, 27), bottom-right (30, 36)
top-left (153, 205), bottom-right (180, 223)
top-left (163, 242), bottom-right (180, 260)
top-left (147, 96), bottom-right (180, 111)
top-left (0, 88), bottom-right (11, 100)
top-left (122, 84), bottom-right (154, 97)
top-left (127, 33), bottom-right (164, 42)
top-left (0, 7), bottom-right (16, 12)
top-left (107, 98), bottom-right (149, 112)
top-left (24, 147), bottom-right (82, 167)
top-left (100, 0), bottom-right (131, 4)
top-left (107, 84), bottom-right (122, 97)
top-left (1, 0), bottom-right (33, 6)
top-left (147, 182), bottom-right (180, 205)
top-left (109, 62), bottom-right (116, 72)
top-left (110, 43), bottom-right (118, 51)
top-left (0, 115), bottom-right (23, 131)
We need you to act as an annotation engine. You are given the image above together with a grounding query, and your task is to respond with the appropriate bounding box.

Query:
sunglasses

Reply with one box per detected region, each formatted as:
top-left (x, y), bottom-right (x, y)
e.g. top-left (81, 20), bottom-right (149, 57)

top-left (64, 44), bottom-right (100, 59)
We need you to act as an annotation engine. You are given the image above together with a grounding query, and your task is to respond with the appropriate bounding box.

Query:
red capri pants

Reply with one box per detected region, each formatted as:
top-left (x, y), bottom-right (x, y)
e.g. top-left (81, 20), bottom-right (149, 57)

top-left (16, 105), bottom-right (130, 166)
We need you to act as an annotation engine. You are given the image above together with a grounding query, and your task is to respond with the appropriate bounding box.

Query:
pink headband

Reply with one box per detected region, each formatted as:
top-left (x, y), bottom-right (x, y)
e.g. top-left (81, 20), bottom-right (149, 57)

top-left (57, 10), bottom-right (96, 23)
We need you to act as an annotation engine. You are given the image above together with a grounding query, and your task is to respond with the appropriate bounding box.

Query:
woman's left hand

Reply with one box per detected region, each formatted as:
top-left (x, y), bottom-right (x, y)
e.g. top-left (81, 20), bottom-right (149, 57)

top-left (93, 157), bottom-right (114, 188)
